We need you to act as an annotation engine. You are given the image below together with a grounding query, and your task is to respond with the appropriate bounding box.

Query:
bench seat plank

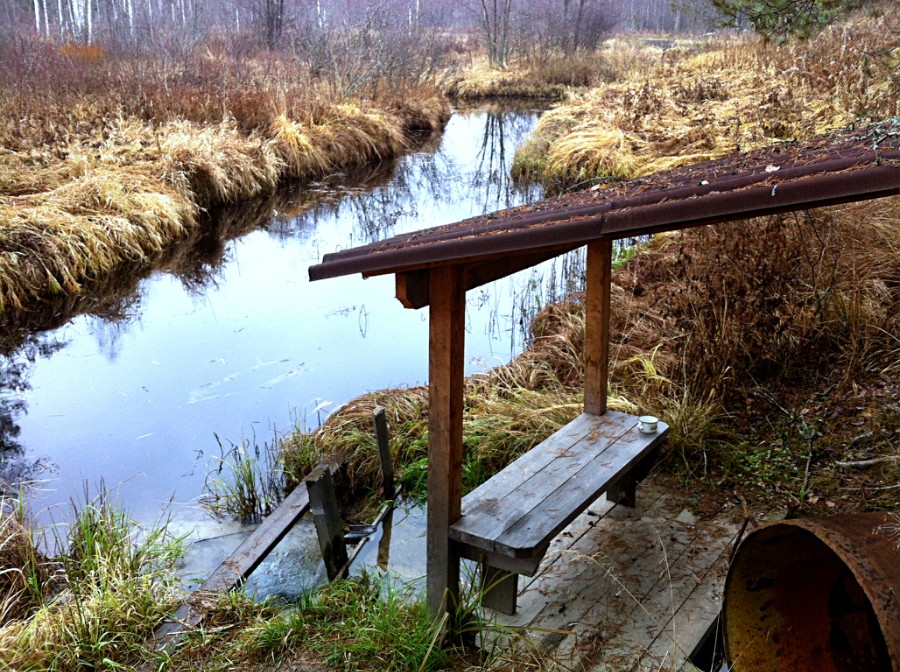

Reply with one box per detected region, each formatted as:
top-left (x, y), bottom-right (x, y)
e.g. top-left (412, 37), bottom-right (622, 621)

top-left (495, 421), bottom-right (667, 556)
top-left (451, 412), bottom-right (635, 549)
top-left (450, 412), bottom-right (668, 561)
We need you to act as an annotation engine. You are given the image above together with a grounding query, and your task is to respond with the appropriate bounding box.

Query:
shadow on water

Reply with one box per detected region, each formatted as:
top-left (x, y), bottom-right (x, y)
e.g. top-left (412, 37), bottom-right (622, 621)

top-left (0, 105), bottom-right (562, 530)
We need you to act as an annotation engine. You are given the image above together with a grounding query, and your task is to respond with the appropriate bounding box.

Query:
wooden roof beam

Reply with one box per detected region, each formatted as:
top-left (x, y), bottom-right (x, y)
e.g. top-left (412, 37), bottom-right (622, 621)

top-left (395, 246), bottom-right (578, 309)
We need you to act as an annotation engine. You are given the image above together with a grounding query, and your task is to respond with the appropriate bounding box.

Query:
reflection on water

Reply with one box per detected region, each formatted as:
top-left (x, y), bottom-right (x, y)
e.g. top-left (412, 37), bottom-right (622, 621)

top-left (0, 104), bottom-right (578, 526)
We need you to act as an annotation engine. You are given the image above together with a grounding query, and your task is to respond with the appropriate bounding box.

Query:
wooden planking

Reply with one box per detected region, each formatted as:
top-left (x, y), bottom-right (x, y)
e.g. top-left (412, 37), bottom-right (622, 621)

top-left (569, 519), bottom-right (699, 669)
top-left (485, 480), bottom-right (738, 672)
top-left (524, 496), bottom-right (691, 663)
top-left (630, 524), bottom-right (737, 672)
top-left (153, 465), bottom-right (339, 647)
top-left (584, 239), bottom-right (612, 415)
top-left (506, 494), bottom-right (660, 631)
top-left (517, 496), bottom-right (619, 594)
top-left (494, 423), bottom-right (669, 556)
top-left (459, 413), bottom-right (600, 508)
top-left (582, 520), bottom-right (736, 672)
top-left (450, 412), bottom-right (635, 551)
top-left (426, 264), bottom-right (466, 617)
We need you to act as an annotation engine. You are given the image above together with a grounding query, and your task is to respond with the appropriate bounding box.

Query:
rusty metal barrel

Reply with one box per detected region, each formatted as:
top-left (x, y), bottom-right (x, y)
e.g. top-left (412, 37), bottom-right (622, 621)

top-left (724, 513), bottom-right (899, 672)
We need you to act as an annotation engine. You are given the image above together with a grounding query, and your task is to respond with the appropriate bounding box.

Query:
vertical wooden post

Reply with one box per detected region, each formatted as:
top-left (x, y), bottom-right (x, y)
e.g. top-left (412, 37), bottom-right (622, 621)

top-left (481, 564), bottom-right (518, 615)
top-left (305, 464), bottom-right (348, 581)
top-left (373, 407), bottom-right (395, 499)
top-left (584, 239), bottom-right (612, 416)
top-left (426, 264), bottom-right (466, 620)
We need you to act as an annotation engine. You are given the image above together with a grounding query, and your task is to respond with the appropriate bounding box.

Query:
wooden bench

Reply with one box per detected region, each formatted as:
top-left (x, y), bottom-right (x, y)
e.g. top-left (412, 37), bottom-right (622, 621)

top-left (448, 410), bottom-right (668, 614)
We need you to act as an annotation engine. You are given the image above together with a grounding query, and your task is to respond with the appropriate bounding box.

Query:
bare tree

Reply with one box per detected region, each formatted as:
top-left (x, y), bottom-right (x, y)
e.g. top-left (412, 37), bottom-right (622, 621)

top-left (458, 0), bottom-right (513, 67)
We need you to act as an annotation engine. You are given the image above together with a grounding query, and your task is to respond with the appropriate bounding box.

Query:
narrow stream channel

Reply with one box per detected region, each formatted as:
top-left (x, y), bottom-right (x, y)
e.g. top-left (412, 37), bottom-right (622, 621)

top-left (0, 104), bottom-right (585, 530)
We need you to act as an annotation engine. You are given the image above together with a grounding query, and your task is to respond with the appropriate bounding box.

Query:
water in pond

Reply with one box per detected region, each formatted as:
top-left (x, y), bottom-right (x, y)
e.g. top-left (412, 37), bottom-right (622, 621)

top-left (0, 105), bottom-right (585, 529)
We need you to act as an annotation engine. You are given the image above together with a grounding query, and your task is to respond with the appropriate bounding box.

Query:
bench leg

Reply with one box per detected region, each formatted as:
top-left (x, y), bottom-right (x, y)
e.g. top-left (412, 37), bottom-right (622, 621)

top-left (608, 474), bottom-right (637, 508)
top-left (481, 565), bottom-right (518, 615)
top-left (608, 448), bottom-right (659, 508)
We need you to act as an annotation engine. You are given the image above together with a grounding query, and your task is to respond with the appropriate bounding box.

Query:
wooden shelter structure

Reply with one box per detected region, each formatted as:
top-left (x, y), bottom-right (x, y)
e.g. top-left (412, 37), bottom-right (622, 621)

top-left (309, 118), bottom-right (900, 622)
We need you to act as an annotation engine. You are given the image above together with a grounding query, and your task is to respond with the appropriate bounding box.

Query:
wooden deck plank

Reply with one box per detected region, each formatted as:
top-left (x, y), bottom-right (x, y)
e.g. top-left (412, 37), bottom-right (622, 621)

top-left (577, 523), bottom-right (704, 671)
top-left (629, 525), bottom-right (736, 672)
top-left (503, 490), bottom-right (669, 637)
top-left (494, 423), bottom-right (668, 556)
top-left (581, 520), bottom-right (735, 672)
top-left (451, 413), bottom-right (646, 553)
top-left (481, 475), bottom-right (737, 672)
top-left (548, 512), bottom-right (697, 666)
top-left (499, 498), bottom-right (622, 630)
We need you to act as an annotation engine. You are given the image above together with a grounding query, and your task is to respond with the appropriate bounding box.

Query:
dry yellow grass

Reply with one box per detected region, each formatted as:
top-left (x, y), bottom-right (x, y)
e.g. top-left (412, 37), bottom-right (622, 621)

top-left (0, 48), bottom-right (450, 311)
top-left (0, 509), bottom-right (46, 626)
top-left (443, 58), bottom-right (569, 99)
top-left (514, 10), bottom-right (900, 189)
top-left (443, 42), bottom-right (665, 101)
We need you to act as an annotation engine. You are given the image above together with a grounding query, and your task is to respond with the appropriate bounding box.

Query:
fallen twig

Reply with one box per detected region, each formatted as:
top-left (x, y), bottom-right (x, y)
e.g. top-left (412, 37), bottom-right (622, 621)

top-left (835, 455), bottom-right (900, 469)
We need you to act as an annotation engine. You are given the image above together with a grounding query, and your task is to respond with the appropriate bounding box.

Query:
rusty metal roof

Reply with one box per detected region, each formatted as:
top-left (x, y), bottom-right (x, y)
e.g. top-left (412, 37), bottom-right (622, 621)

top-left (309, 118), bottom-right (900, 282)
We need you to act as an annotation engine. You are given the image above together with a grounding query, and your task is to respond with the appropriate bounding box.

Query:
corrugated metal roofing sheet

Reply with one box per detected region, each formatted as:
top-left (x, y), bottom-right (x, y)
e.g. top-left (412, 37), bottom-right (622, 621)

top-left (309, 118), bottom-right (900, 282)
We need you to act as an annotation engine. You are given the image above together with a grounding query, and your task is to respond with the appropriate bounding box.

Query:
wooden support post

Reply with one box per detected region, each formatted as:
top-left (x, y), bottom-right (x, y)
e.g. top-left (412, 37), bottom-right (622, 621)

top-left (584, 239), bottom-right (612, 416)
top-left (608, 474), bottom-right (637, 508)
top-left (373, 407), bottom-right (395, 498)
top-left (305, 464), bottom-right (348, 581)
top-left (481, 565), bottom-right (518, 615)
top-left (426, 264), bottom-right (466, 620)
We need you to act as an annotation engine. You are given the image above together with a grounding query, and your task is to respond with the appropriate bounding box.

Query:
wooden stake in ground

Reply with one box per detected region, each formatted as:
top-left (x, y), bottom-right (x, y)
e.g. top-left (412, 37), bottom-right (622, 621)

top-left (306, 464), bottom-right (348, 581)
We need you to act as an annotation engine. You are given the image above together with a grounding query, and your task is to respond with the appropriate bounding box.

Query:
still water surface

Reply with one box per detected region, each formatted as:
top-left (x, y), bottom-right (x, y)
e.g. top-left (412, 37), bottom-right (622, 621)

top-left (0, 105), bottom-right (581, 526)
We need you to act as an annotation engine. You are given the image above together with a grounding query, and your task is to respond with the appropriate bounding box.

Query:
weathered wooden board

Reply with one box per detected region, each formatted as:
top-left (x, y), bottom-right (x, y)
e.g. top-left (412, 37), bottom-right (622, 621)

top-left (153, 464), bottom-right (339, 648)
top-left (454, 413), bottom-right (605, 525)
top-left (306, 464), bottom-right (348, 581)
top-left (529, 499), bottom-right (695, 664)
top-left (629, 525), bottom-right (737, 672)
top-left (486, 483), bottom-right (736, 672)
top-left (506, 490), bottom-right (667, 633)
top-left (450, 412), bottom-right (665, 556)
top-left (475, 430), bottom-right (639, 556)
top-left (584, 521), bottom-right (721, 672)
top-left (495, 422), bottom-right (668, 556)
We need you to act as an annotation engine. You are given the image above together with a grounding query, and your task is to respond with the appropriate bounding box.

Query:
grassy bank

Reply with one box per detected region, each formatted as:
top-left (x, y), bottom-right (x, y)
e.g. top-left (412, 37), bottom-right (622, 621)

top-left (0, 491), bottom-right (183, 670)
top-left (512, 11), bottom-right (900, 191)
top-left (0, 43), bottom-right (449, 313)
top-left (441, 42), bottom-right (666, 101)
top-left (0, 495), bottom-right (494, 671)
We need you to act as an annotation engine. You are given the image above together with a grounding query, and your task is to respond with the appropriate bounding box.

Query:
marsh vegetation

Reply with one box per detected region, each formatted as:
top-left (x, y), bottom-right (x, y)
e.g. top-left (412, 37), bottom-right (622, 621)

top-left (1, 0), bottom-right (899, 669)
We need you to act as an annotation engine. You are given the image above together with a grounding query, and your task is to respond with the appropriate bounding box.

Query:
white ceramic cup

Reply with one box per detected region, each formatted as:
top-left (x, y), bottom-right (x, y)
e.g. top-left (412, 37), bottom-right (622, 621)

top-left (638, 415), bottom-right (659, 434)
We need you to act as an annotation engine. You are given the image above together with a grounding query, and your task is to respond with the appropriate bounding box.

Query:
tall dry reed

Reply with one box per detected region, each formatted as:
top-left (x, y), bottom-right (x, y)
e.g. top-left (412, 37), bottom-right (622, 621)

top-left (513, 8), bottom-right (900, 191)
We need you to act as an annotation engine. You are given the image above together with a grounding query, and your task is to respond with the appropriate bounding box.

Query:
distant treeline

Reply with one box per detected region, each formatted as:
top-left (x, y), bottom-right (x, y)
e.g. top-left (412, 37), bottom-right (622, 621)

top-left (0, 0), bottom-right (722, 53)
